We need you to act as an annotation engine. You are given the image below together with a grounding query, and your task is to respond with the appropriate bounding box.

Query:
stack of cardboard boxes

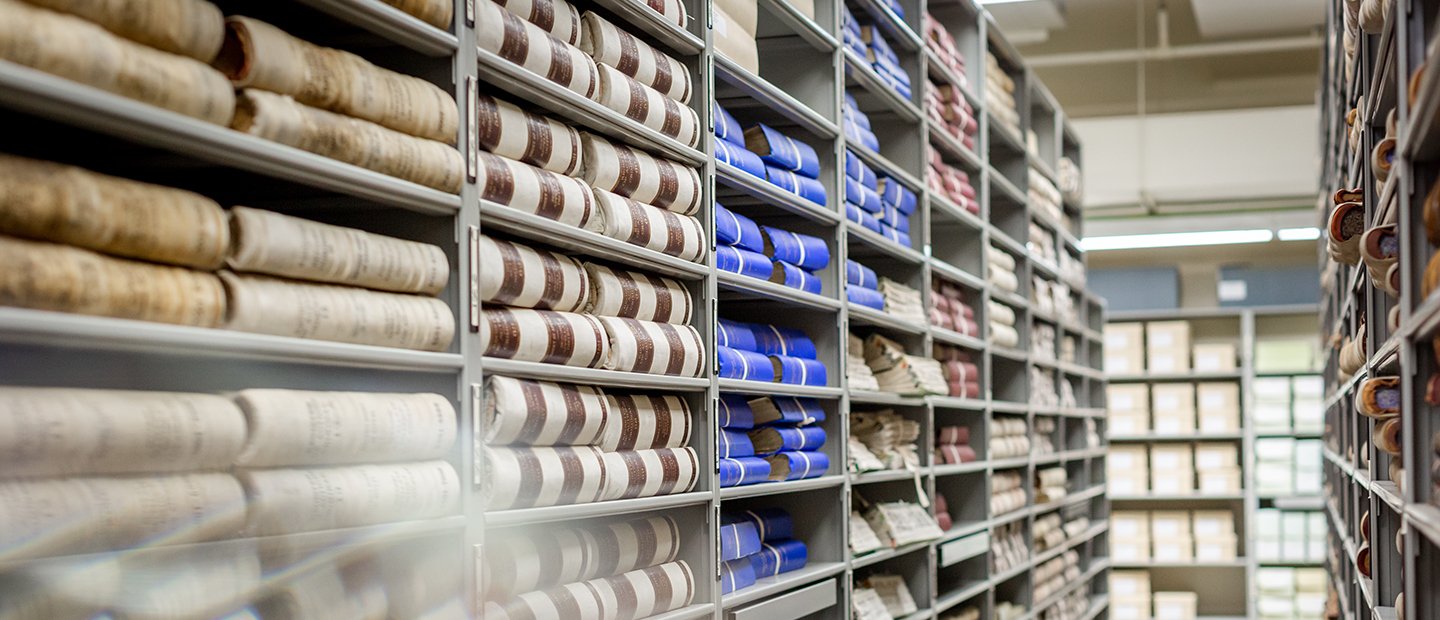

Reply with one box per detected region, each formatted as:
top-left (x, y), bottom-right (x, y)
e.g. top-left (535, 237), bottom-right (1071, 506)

top-left (1108, 382), bottom-right (1240, 437)
top-left (1253, 376), bottom-right (1324, 435)
top-left (1255, 509), bottom-right (1326, 564)
top-left (1111, 510), bottom-right (1239, 564)
top-left (1108, 442), bottom-right (1240, 496)
top-left (1110, 571), bottom-right (1199, 620)
top-left (1254, 438), bottom-right (1323, 497)
top-left (1256, 567), bottom-right (1326, 618)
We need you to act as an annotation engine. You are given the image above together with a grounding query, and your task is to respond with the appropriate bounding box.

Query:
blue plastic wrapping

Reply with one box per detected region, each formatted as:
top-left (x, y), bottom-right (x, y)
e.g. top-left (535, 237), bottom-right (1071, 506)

top-left (879, 223), bottom-right (912, 248)
top-left (719, 456), bottom-right (771, 487)
top-left (749, 425), bottom-right (828, 454)
top-left (745, 124), bottom-right (820, 178)
top-left (720, 429), bottom-right (756, 458)
top-left (720, 557), bottom-right (758, 594)
top-left (877, 176), bottom-right (918, 215)
top-left (754, 396), bottom-right (827, 426)
top-left (713, 101), bottom-right (744, 145)
top-left (751, 539), bottom-right (809, 578)
top-left (844, 96), bottom-right (872, 130)
top-left (715, 203), bottom-right (765, 251)
top-left (720, 521), bottom-right (762, 561)
top-left (718, 394), bottom-right (756, 429)
top-left (766, 451), bottom-right (830, 481)
top-left (750, 324), bottom-right (819, 359)
top-left (847, 285), bottom-right (886, 310)
top-left (718, 345), bottom-right (774, 381)
top-left (760, 226), bottom-right (831, 271)
top-left (731, 507), bottom-right (795, 541)
top-left (847, 259), bottom-right (878, 289)
top-left (844, 150), bottom-right (877, 188)
top-left (717, 319), bottom-right (757, 351)
top-left (771, 261), bottom-right (822, 295)
top-left (863, 27), bottom-right (899, 66)
top-left (842, 116), bottom-right (881, 152)
top-left (846, 204), bottom-right (883, 233)
top-left (764, 166), bottom-right (827, 206)
top-left (772, 354), bottom-right (828, 386)
top-left (881, 205), bottom-right (910, 232)
top-left (845, 176), bottom-right (884, 214)
top-left (881, 0), bottom-right (904, 18)
top-left (717, 245), bottom-right (775, 281)
top-left (715, 138), bottom-right (766, 179)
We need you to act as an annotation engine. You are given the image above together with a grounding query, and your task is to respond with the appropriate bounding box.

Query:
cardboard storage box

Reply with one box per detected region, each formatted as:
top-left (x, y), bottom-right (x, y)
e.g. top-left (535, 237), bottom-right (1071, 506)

top-left (1198, 467), bottom-right (1241, 494)
top-left (1192, 342), bottom-right (1237, 371)
top-left (1112, 511), bottom-right (1152, 538)
top-left (1109, 472), bottom-right (1149, 496)
top-left (1110, 445), bottom-right (1150, 471)
top-left (1150, 444), bottom-right (1194, 471)
top-left (1113, 536), bottom-right (1151, 562)
top-left (1108, 384), bottom-right (1150, 414)
top-left (1150, 511), bottom-right (1192, 539)
top-left (1194, 443), bottom-right (1238, 470)
top-left (1110, 570), bottom-right (1151, 597)
top-left (1195, 534), bottom-right (1238, 561)
top-left (1151, 384), bottom-right (1195, 415)
top-left (1151, 469), bottom-right (1194, 494)
top-left (1195, 382), bottom-right (1240, 433)
top-left (1191, 510), bottom-right (1236, 538)
top-left (1253, 402), bottom-right (1291, 433)
top-left (1106, 323), bottom-right (1145, 374)
top-left (1153, 591), bottom-right (1198, 619)
top-left (1152, 536), bottom-right (1194, 562)
top-left (1146, 321), bottom-right (1191, 353)
top-left (1111, 596), bottom-right (1151, 620)
top-left (1109, 411), bottom-right (1149, 435)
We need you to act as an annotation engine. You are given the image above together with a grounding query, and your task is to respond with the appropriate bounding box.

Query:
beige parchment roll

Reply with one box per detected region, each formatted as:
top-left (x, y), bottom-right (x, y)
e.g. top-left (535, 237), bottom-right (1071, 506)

top-left (111, 546), bottom-right (261, 620)
top-left (227, 206), bottom-right (449, 295)
top-left (580, 132), bottom-right (701, 215)
top-left (640, 0), bottom-right (687, 28)
top-left (476, 92), bottom-right (584, 176)
top-left (484, 375), bottom-right (609, 446)
top-left (584, 262), bottom-right (693, 324)
top-left (220, 271), bottom-right (456, 352)
top-left (579, 11), bottom-right (691, 104)
top-left (482, 445), bottom-right (609, 510)
top-left (589, 188), bottom-right (706, 263)
top-left (477, 0), bottom-right (599, 100)
top-left (478, 307), bottom-right (609, 367)
top-left (20, 0), bottom-right (224, 61)
top-left (232, 89), bottom-right (464, 193)
top-left (478, 234), bottom-right (591, 311)
top-left (599, 392), bottom-right (691, 451)
top-left (597, 315), bottom-right (706, 377)
top-left (380, 0), bottom-right (453, 29)
top-left (494, 0), bottom-right (582, 45)
top-left (0, 556), bottom-right (119, 620)
top-left (0, 0), bottom-right (235, 124)
top-left (0, 235), bottom-right (227, 327)
top-left (234, 389), bottom-right (456, 467)
top-left (216, 16), bottom-right (458, 144)
top-left (240, 460), bottom-right (460, 535)
top-left (599, 447), bottom-right (699, 501)
top-left (477, 150), bottom-right (596, 228)
top-left (592, 63), bottom-right (701, 148)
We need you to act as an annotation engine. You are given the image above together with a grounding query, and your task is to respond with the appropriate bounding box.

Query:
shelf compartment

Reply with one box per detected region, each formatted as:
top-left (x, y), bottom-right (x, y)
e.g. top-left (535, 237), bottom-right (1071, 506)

top-left (716, 162), bottom-right (840, 224)
top-left (718, 270), bottom-right (844, 311)
top-left (848, 304), bottom-right (928, 336)
top-left (291, 0), bottom-right (459, 56)
top-left (719, 474), bottom-right (845, 500)
top-left (481, 201), bottom-right (709, 280)
top-left (590, 0), bottom-right (705, 55)
top-left (483, 358), bottom-right (710, 391)
top-left (715, 55), bottom-right (838, 140)
top-left (847, 0), bottom-right (922, 51)
top-left (846, 221), bottom-right (926, 264)
top-left (485, 490), bottom-right (712, 527)
top-left (721, 562), bottom-right (847, 609)
top-left (843, 50), bottom-right (922, 124)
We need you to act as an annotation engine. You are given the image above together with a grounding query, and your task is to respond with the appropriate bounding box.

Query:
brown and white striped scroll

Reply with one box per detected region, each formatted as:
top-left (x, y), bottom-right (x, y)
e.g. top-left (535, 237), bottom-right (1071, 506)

top-left (484, 522), bottom-right (597, 601)
top-left (579, 12), bottom-right (692, 104)
top-left (478, 151), bottom-right (596, 228)
top-left (221, 272), bottom-right (456, 351)
top-left (233, 389), bottom-right (457, 467)
top-left (479, 308), bottom-right (610, 367)
top-left (599, 393), bottom-right (691, 450)
top-left (638, 0), bottom-right (687, 28)
top-left (228, 207), bottom-right (450, 295)
top-left (593, 63), bottom-right (701, 148)
top-left (476, 92), bottom-right (583, 176)
top-left (0, 154), bottom-right (230, 270)
top-left (580, 133), bottom-right (701, 215)
top-left (588, 515), bottom-right (683, 577)
top-left (479, 235), bottom-right (591, 311)
top-left (477, 0), bottom-right (599, 100)
top-left (589, 189), bottom-right (707, 263)
top-left (379, 0), bottom-right (453, 29)
top-left (483, 445), bottom-right (608, 510)
top-left (600, 447), bottom-right (699, 501)
top-left (232, 90), bottom-right (464, 193)
top-left (584, 263), bottom-right (693, 324)
top-left (0, 235), bottom-right (227, 328)
top-left (493, 0), bottom-right (582, 45)
top-left (240, 461), bottom-right (461, 535)
top-left (484, 581), bottom-right (607, 620)
top-left (22, 0), bottom-right (225, 62)
top-left (0, 0), bottom-right (236, 125)
top-left (216, 16), bottom-right (458, 144)
top-left (597, 316), bottom-right (706, 376)
top-left (589, 561), bottom-right (696, 620)
top-left (484, 375), bottom-right (609, 446)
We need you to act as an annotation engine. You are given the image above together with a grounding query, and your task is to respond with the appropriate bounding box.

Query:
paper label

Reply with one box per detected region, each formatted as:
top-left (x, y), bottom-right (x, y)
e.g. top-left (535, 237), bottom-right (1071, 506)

top-left (1150, 355), bottom-right (1176, 372)
top-left (1218, 279), bottom-right (1247, 301)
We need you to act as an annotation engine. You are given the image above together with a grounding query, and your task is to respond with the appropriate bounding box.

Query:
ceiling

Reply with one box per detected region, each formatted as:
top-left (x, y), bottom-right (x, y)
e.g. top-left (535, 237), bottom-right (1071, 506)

top-left (989, 0), bottom-right (1325, 117)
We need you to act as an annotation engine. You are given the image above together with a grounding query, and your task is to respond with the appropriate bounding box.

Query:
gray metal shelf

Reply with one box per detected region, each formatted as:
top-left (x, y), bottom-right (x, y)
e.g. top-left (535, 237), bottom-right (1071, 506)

top-left (480, 201), bottom-right (711, 280)
top-left (297, 0), bottom-right (459, 55)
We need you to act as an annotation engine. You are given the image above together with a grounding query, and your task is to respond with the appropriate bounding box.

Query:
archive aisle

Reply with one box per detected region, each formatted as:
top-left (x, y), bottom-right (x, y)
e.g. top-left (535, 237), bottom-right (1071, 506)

top-left (0, 0), bottom-right (1109, 618)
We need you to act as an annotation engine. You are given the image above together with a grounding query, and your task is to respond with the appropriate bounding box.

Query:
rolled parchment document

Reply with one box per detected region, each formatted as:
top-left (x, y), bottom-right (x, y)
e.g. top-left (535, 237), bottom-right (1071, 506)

top-left (0, 557), bottom-right (119, 620)
top-left (376, 539), bottom-right (465, 618)
top-left (0, 235), bottom-right (227, 327)
top-left (484, 375), bottom-right (609, 446)
top-left (477, 0), bottom-right (598, 99)
top-left (0, 155), bottom-right (229, 269)
top-left (579, 12), bottom-right (691, 104)
top-left (483, 445), bottom-right (609, 510)
top-left (485, 560), bottom-right (695, 620)
top-left (112, 546), bottom-right (261, 620)
top-left (0, 473), bottom-right (246, 561)
top-left (21, 0), bottom-right (224, 61)
top-left (600, 447), bottom-right (699, 501)
top-left (599, 393), bottom-right (691, 450)
top-left (0, 387), bottom-right (246, 477)
top-left (494, 0), bottom-right (582, 45)
top-left (478, 307), bottom-right (609, 367)
top-left (217, 16), bottom-right (457, 144)
top-left (0, 0), bottom-right (235, 124)
top-left (478, 151), bottom-right (596, 228)
top-left (228, 206), bottom-right (449, 294)
top-left (220, 272), bottom-right (456, 352)
top-left (478, 235), bottom-right (591, 312)
top-left (581, 133), bottom-right (702, 215)
top-left (485, 514), bottom-right (680, 601)
top-left (231, 89), bottom-right (464, 193)
top-left (639, 0), bottom-right (687, 28)
top-left (255, 566), bottom-right (389, 620)
top-left (598, 316), bottom-right (706, 376)
top-left (589, 188), bottom-right (706, 263)
top-left (476, 92), bottom-right (584, 176)
top-left (584, 263), bottom-right (693, 324)
top-left (380, 0), bottom-right (453, 29)
top-left (593, 63), bottom-right (701, 148)
top-left (240, 460), bottom-right (460, 535)
top-left (234, 389), bottom-right (456, 467)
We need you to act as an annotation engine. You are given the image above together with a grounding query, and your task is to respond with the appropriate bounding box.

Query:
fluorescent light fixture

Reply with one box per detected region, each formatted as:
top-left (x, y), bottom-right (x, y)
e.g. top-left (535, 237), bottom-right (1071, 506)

top-left (1080, 229), bottom-right (1274, 251)
top-left (1277, 227), bottom-right (1321, 241)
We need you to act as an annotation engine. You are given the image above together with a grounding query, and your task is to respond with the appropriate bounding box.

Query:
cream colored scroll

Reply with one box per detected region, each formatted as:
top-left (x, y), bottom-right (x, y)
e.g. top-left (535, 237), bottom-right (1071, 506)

top-left (990, 321), bottom-right (1019, 349)
top-left (0, 387), bottom-right (245, 477)
top-left (0, 155), bottom-right (229, 269)
top-left (375, 539), bottom-right (465, 619)
top-left (478, 235), bottom-right (590, 311)
top-left (479, 308), bottom-right (610, 367)
top-left (0, 0), bottom-right (235, 124)
top-left (987, 300), bottom-right (1016, 326)
top-left (240, 461), bottom-right (460, 535)
top-left (600, 447), bottom-right (699, 501)
top-left (255, 567), bottom-right (388, 620)
top-left (987, 265), bottom-right (1018, 293)
top-left (589, 189), bottom-right (707, 263)
top-left (584, 263), bottom-right (693, 324)
top-left (217, 16), bottom-right (456, 144)
top-left (220, 272), bottom-right (455, 351)
top-left (0, 556), bottom-right (119, 620)
top-left (232, 89), bottom-right (464, 193)
top-left (112, 547), bottom-right (262, 620)
top-left (21, 0), bottom-right (224, 61)
top-left (593, 63), bottom-right (701, 148)
top-left (641, 0), bottom-right (687, 28)
top-left (0, 473), bottom-right (245, 560)
top-left (580, 12), bottom-right (691, 104)
top-left (228, 207), bottom-right (449, 294)
top-left (476, 92), bottom-right (583, 175)
top-left (478, 151), bottom-right (596, 228)
top-left (234, 389), bottom-right (456, 467)
top-left (380, 0), bottom-right (453, 29)
top-left (483, 445), bottom-right (608, 510)
top-left (484, 524), bottom-right (595, 601)
top-left (986, 245), bottom-right (1016, 270)
top-left (494, 0), bottom-right (582, 45)
top-left (0, 235), bottom-right (227, 327)
top-left (484, 375), bottom-right (609, 446)
top-left (581, 133), bottom-right (701, 215)
top-left (600, 393), bottom-right (691, 450)
top-left (590, 561), bottom-right (695, 620)
top-left (598, 316), bottom-right (706, 376)
top-left (477, 0), bottom-right (598, 99)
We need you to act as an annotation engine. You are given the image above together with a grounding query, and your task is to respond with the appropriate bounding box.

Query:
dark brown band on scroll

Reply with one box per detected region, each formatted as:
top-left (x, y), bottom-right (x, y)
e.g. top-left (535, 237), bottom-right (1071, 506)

top-left (583, 314), bottom-right (607, 367)
top-left (649, 46), bottom-right (674, 97)
top-left (485, 309), bottom-right (522, 358)
top-left (659, 210), bottom-right (685, 255)
top-left (652, 398), bottom-right (673, 449)
top-left (612, 394), bottom-right (641, 448)
top-left (649, 562), bottom-right (675, 609)
top-left (625, 79), bottom-right (650, 122)
top-left (517, 379), bottom-right (548, 443)
top-left (498, 10), bottom-right (529, 62)
top-left (555, 447), bottom-right (586, 504)
top-left (493, 239), bottom-right (528, 304)
top-left (659, 323), bottom-right (685, 375)
top-left (643, 272), bottom-right (674, 323)
top-left (548, 585), bottom-right (583, 618)
top-left (480, 153), bottom-right (517, 205)
top-left (538, 249), bottom-right (566, 305)
top-left (625, 200), bottom-right (653, 246)
top-left (624, 319), bottom-right (656, 372)
top-left (513, 447), bottom-right (544, 508)
top-left (611, 572), bottom-right (639, 617)
top-left (546, 35), bottom-right (574, 87)
top-left (530, 1), bottom-right (556, 32)
top-left (556, 384), bottom-right (590, 444)
top-left (659, 97), bottom-right (682, 139)
top-left (612, 145), bottom-right (643, 197)
top-left (654, 159), bottom-right (679, 207)
top-left (617, 32), bottom-right (641, 76)
top-left (534, 169), bottom-right (564, 220)
top-left (539, 311), bottom-right (576, 364)
top-left (521, 113), bottom-right (554, 168)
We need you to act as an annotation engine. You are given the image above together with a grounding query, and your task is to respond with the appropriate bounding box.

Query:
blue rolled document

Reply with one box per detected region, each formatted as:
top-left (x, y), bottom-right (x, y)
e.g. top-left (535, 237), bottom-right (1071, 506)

top-left (844, 150), bottom-right (877, 189)
top-left (751, 539), bottom-right (809, 578)
top-left (843, 118), bottom-right (881, 152)
top-left (749, 425), bottom-right (828, 454)
top-left (720, 456), bottom-right (771, 487)
top-left (772, 354), bottom-right (828, 386)
top-left (847, 204), bottom-right (883, 233)
top-left (879, 223), bottom-right (912, 248)
top-left (720, 429), bottom-right (756, 458)
top-left (719, 394), bottom-right (756, 429)
top-left (745, 124), bottom-right (820, 179)
top-left (847, 259), bottom-right (878, 289)
top-left (764, 166), bottom-right (828, 206)
top-left (715, 138), bottom-right (766, 179)
top-left (750, 324), bottom-right (818, 359)
top-left (881, 205), bottom-right (910, 232)
top-left (845, 176), bottom-right (884, 214)
top-left (713, 101), bottom-right (744, 145)
top-left (877, 176), bottom-right (917, 215)
top-left (715, 203), bottom-right (765, 251)
top-left (771, 261), bottom-right (822, 295)
top-left (761, 226), bottom-right (830, 271)
top-left (843, 93), bottom-right (869, 126)
top-left (718, 345), bottom-right (774, 381)
top-left (766, 451), bottom-right (830, 481)
top-left (847, 285), bottom-right (886, 310)
top-left (755, 396), bottom-right (827, 426)
top-left (717, 245), bottom-right (775, 281)
top-left (732, 507), bottom-right (795, 541)
top-left (720, 521), bottom-right (762, 561)
top-left (717, 318), bottom-right (757, 351)
top-left (720, 557), bottom-right (758, 594)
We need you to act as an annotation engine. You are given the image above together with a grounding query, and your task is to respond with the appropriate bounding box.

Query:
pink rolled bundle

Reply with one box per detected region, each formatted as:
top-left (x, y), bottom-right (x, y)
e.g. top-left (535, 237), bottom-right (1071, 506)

top-left (936, 443), bottom-right (976, 464)
top-left (937, 426), bottom-right (969, 446)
